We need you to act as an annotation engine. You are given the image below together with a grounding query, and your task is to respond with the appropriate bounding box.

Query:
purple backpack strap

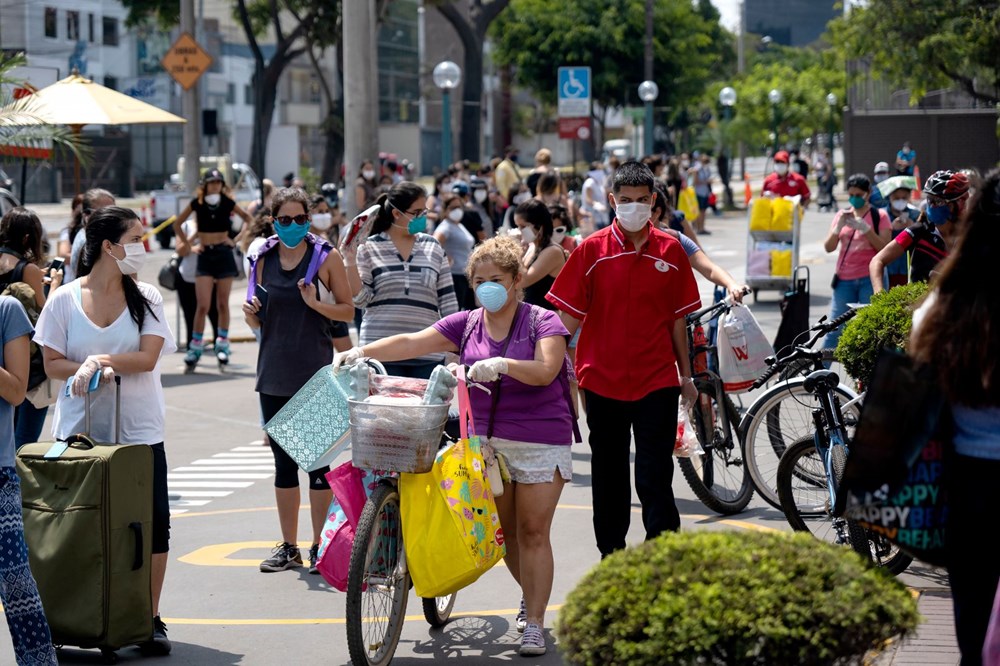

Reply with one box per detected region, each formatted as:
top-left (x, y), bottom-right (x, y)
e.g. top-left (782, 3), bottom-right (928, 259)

top-left (246, 235), bottom-right (280, 300)
top-left (246, 234), bottom-right (332, 301)
top-left (525, 304), bottom-right (582, 444)
top-left (458, 308), bottom-right (482, 359)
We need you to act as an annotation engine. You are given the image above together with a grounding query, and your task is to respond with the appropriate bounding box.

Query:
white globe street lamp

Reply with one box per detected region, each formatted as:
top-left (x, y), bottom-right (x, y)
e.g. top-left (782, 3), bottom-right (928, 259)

top-left (638, 80), bottom-right (659, 155)
top-left (434, 61), bottom-right (462, 169)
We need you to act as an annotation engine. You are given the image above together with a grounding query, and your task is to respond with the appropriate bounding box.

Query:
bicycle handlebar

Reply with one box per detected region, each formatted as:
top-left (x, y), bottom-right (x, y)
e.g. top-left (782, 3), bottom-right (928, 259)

top-left (750, 307), bottom-right (860, 390)
top-left (685, 287), bottom-right (752, 326)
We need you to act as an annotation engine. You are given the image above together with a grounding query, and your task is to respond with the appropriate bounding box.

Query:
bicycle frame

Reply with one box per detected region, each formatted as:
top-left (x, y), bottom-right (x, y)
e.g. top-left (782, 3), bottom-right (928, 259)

top-left (809, 387), bottom-right (849, 508)
top-left (686, 300), bottom-right (737, 456)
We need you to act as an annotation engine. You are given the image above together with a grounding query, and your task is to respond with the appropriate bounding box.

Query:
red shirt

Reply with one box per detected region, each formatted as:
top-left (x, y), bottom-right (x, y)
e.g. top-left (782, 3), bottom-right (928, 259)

top-left (762, 172), bottom-right (811, 204)
top-left (546, 222), bottom-right (701, 401)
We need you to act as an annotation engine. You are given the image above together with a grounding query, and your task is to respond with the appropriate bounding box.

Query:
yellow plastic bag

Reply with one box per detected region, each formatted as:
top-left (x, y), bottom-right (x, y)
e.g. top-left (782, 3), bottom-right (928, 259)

top-left (770, 197), bottom-right (795, 232)
top-left (749, 198), bottom-right (772, 231)
top-left (399, 377), bottom-right (504, 598)
top-left (678, 186), bottom-right (700, 223)
top-left (771, 249), bottom-right (792, 277)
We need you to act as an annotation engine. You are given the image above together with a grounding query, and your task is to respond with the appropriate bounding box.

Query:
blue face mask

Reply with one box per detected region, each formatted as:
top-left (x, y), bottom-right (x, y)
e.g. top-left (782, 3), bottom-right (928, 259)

top-left (849, 195), bottom-right (867, 210)
top-left (407, 214), bottom-right (427, 235)
top-left (926, 204), bottom-right (951, 226)
top-left (275, 220), bottom-right (310, 248)
top-left (476, 281), bottom-right (511, 313)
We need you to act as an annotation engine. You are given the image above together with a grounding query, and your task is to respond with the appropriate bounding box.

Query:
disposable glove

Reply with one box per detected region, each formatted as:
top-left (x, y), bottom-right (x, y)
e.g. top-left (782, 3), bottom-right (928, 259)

top-left (468, 357), bottom-right (509, 383)
top-left (332, 347), bottom-right (365, 374)
top-left (70, 356), bottom-right (102, 398)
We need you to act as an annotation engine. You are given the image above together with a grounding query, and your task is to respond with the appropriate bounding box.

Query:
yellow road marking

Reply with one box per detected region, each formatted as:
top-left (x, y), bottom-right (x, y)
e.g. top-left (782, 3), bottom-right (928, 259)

top-left (163, 605), bottom-right (564, 626)
top-left (178, 541), bottom-right (505, 569)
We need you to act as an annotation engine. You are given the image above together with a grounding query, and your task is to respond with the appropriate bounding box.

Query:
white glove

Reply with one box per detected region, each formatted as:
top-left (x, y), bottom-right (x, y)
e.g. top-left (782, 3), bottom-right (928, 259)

top-left (468, 358), bottom-right (509, 383)
top-left (332, 347), bottom-right (365, 374)
top-left (848, 217), bottom-right (868, 231)
top-left (835, 216), bottom-right (849, 233)
top-left (70, 356), bottom-right (102, 398)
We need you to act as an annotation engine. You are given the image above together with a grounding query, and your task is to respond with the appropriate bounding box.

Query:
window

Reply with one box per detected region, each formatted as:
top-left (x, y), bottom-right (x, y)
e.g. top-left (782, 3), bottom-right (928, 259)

top-left (244, 85), bottom-right (253, 105)
top-left (88, 14), bottom-right (95, 42)
top-left (226, 84), bottom-right (235, 105)
top-left (44, 8), bottom-right (57, 38)
top-left (102, 16), bottom-right (119, 46)
top-left (67, 11), bottom-right (80, 40)
top-left (103, 76), bottom-right (117, 91)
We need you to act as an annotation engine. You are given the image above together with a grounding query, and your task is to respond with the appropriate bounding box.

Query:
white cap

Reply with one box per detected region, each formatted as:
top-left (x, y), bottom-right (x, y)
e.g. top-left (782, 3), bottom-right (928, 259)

top-left (874, 161), bottom-right (890, 174)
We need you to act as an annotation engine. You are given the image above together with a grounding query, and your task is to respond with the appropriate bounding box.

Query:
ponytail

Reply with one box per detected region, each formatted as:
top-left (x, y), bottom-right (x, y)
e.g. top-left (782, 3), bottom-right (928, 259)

top-left (370, 193), bottom-right (393, 235)
top-left (369, 181), bottom-right (426, 236)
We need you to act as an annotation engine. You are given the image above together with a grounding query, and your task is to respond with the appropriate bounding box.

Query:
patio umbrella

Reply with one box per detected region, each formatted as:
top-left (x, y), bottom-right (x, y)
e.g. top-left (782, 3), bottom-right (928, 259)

top-left (1, 68), bottom-right (185, 192)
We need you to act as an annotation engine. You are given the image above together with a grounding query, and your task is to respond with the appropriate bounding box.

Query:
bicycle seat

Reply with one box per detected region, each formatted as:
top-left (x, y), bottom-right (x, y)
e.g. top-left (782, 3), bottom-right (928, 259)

top-left (803, 369), bottom-right (840, 393)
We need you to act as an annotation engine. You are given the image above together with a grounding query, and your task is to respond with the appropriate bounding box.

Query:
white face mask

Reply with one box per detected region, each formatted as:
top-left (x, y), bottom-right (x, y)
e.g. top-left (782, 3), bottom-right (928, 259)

top-left (775, 163), bottom-right (789, 176)
top-left (205, 193), bottom-right (221, 206)
top-left (874, 173), bottom-right (889, 184)
top-left (448, 208), bottom-right (464, 223)
top-left (615, 201), bottom-right (651, 232)
top-left (513, 192), bottom-right (531, 205)
top-left (474, 190), bottom-right (488, 203)
top-left (891, 199), bottom-right (909, 212)
top-left (362, 169), bottom-right (376, 180)
top-left (519, 226), bottom-right (537, 244)
top-left (311, 212), bottom-right (332, 231)
top-left (552, 226), bottom-right (567, 244)
top-left (108, 242), bottom-right (147, 275)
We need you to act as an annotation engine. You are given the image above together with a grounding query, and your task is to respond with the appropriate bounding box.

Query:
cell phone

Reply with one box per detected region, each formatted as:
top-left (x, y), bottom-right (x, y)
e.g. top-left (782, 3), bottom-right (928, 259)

top-left (253, 284), bottom-right (268, 321)
top-left (49, 258), bottom-right (65, 272)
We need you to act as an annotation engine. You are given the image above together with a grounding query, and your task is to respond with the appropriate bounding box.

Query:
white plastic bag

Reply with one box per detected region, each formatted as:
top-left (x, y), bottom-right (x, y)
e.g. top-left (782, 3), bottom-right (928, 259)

top-left (674, 406), bottom-right (703, 458)
top-left (718, 304), bottom-right (773, 394)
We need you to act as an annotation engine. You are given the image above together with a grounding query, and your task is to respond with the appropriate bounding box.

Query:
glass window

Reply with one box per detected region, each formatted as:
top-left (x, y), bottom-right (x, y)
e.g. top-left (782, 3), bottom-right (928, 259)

top-left (44, 8), bottom-right (58, 38)
top-left (244, 85), bottom-right (253, 105)
top-left (67, 11), bottom-right (80, 40)
top-left (88, 14), bottom-right (95, 42)
top-left (103, 75), bottom-right (117, 91)
top-left (226, 84), bottom-right (235, 105)
top-left (103, 16), bottom-right (119, 46)
top-left (377, 0), bottom-right (419, 124)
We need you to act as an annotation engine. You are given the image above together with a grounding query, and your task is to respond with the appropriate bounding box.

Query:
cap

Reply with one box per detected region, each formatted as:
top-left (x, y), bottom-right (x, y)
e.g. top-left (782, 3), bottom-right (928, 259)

top-left (774, 151), bottom-right (790, 163)
top-left (469, 177), bottom-right (488, 190)
top-left (874, 161), bottom-right (890, 174)
top-left (202, 168), bottom-right (225, 184)
top-left (451, 181), bottom-right (470, 196)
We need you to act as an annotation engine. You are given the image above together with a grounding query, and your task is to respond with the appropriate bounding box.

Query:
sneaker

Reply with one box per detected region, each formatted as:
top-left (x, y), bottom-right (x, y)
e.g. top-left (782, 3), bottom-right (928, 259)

top-left (519, 623), bottom-right (546, 656)
top-left (259, 542), bottom-right (302, 572)
top-left (308, 543), bottom-right (320, 575)
top-left (515, 596), bottom-right (527, 633)
top-left (139, 615), bottom-right (172, 656)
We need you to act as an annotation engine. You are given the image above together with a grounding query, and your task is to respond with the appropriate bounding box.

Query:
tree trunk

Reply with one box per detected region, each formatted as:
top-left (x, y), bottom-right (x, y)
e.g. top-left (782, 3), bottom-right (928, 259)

top-left (251, 63), bottom-right (282, 181)
top-left (459, 46), bottom-right (484, 161)
top-left (321, 103), bottom-right (344, 185)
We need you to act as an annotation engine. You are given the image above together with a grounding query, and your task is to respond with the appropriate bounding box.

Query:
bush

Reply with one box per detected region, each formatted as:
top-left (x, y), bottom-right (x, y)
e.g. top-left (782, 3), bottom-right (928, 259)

top-left (556, 531), bottom-right (919, 666)
top-left (834, 282), bottom-right (929, 386)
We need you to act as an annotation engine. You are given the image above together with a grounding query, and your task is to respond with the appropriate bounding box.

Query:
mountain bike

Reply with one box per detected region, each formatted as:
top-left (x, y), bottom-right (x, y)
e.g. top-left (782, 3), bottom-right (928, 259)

top-left (677, 291), bottom-right (753, 515)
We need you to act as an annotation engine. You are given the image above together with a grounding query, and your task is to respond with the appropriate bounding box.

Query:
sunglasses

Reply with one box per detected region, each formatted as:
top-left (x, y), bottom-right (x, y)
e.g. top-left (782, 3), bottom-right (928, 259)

top-left (274, 214), bottom-right (310, 226)
top-left (926, 197), bottom-right (949, 207)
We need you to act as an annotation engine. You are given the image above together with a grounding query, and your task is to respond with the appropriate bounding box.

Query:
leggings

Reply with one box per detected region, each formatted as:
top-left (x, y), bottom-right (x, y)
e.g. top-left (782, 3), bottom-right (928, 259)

top-left (0, 467), bottom-right (58, 666)
top-left (259, 393), bottom-right (330, 489)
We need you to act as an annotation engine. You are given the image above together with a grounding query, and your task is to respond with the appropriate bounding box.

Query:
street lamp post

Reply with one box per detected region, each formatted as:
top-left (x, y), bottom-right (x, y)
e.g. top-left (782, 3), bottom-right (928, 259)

top-left (826, 92), bottom-right (837, 158)
top-left (433, 61), bottom-right (462, 172)
top-left (719, 86), bottom-right (737, 208)
top-left (638, 80), bottom-right (659, 157)
top-left (768, 88), bottom-right (782, 156)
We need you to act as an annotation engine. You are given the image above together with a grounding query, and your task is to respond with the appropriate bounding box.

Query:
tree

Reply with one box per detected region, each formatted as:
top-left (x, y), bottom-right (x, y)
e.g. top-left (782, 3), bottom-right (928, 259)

top-left (491, 0), bottom-right (733, 150)
top-left (830, 0), bottom-right (1000, 106)
top-left (432, 0), bottom-right (510, 162)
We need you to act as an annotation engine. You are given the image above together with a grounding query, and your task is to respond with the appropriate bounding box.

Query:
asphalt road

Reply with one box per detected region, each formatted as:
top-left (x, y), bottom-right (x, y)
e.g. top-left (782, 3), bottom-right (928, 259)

top-left (2, 200), bottom-right (947, 665)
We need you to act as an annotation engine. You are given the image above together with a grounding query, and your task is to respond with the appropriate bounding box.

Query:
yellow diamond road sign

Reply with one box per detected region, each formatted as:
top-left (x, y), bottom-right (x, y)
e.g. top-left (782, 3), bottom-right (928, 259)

top-left (161, 32), bottom-right (213, 91)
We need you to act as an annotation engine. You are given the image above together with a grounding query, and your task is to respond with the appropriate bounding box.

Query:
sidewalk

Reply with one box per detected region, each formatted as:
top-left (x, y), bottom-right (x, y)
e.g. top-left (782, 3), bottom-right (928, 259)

top-left (873, 588), bottom-right (959, 665)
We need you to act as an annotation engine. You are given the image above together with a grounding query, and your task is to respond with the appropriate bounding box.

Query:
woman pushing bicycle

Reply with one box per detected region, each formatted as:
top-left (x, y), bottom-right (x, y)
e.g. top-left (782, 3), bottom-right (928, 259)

top-left (333, 235), bottom-right (576, 657)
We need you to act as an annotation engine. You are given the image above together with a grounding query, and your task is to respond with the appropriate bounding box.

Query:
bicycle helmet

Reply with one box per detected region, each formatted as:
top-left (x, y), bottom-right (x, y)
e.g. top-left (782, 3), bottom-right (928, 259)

top-left (922, 170), bottom-right (969, 202)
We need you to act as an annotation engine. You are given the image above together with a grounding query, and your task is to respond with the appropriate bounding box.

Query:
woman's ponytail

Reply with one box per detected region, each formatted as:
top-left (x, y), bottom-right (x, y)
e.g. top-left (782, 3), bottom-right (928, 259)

top-left (370, 193), bottom-right (393, 235)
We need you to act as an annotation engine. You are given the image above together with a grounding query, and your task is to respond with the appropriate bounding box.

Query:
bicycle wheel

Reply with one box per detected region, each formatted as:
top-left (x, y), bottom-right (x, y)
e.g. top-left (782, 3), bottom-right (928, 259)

top-left (677, 380), bottom-right (753, 515)
top-left (740, 378), bottom-right (860, 509)
top-left (777, 437), bottom-right (869, 558)
top-left (421, 593), bottom-right (457, 628)
top-left (346, 482), bottom-right (409, 666)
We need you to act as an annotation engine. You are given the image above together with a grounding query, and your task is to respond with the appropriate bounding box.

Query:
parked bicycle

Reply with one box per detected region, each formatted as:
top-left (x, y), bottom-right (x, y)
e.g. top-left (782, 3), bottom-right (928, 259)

top-left (678, 290), bottom-right (754, 515)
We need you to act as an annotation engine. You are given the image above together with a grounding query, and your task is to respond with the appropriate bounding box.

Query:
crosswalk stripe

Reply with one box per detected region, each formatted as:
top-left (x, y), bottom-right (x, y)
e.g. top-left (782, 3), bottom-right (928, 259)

top-left (173, 466), bottom-right (273, 472)
top-left (171, 509), bottom-right (189, 515)
top-left (168, 481), bottom-right (254, 488)
top-left (168, 491), bottom-right (233, 497)
top-left (232, 445), bottom-right (267, 451)
top-left (191, 459), bottom-right (274, 465)
top-left (171, 499), bottom-right (212, 507)
top-left (212, 453), bottom-right (273, 458)
top-left (168, 473), bottom-right (272, 480)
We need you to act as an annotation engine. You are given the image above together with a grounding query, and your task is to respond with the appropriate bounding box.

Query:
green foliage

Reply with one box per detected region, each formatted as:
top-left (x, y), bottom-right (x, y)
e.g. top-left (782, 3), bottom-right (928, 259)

top-left (829, 0), bottom-right (1000, 106)
top-left (120, 0), bottom-right (178, 28)
top-left (491, 0), bottom-right (733, 121)
top-left (835, 282), bottom-right (930, 386)
top-left (557, 530), bottom-right (920, 666)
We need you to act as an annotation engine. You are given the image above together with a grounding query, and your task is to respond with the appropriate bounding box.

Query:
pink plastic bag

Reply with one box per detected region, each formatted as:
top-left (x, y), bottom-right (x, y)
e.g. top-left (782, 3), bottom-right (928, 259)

top-left (984, 581), bottom-right (1000, 664)
top-left (315, 462), bottom-right (375, 591)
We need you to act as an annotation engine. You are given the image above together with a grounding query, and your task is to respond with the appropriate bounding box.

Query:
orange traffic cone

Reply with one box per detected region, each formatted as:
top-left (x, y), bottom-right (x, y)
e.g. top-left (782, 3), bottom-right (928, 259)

top-left (744, 173), bottom-right (753, 206)
top-left (141, 205), bottom-right (151, 251)
top-left (912, 166), bottom-right (922, 201)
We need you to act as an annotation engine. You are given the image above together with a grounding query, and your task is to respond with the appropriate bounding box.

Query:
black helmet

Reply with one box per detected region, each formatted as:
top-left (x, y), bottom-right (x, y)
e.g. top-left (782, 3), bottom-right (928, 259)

top-left (922, 170), bottom-right (970, 202)
top-left (320, 182), bottom-right (338, 207)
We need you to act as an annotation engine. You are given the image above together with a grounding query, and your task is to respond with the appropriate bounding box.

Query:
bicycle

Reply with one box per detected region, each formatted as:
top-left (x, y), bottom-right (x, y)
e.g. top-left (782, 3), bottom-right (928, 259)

top-left (774, 368), bottom-right (912, 574)
top-left (344, 362), bottom-right (458, 666)
top-left (738, 308), bottom-right (863, 510)
top-left (678, 291), bottom-right (753, 515)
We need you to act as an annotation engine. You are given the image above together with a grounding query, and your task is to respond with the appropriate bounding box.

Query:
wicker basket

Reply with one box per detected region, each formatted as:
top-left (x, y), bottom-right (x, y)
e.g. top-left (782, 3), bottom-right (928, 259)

top-left (348, 400), bottom-right (449, 473)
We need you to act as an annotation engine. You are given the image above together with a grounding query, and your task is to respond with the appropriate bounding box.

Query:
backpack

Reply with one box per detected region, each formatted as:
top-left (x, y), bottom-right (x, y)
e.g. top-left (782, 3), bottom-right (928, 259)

top-left (0, 251), bottom-right (47, 391)
top-left (245, 233), bottom-right (333, 301)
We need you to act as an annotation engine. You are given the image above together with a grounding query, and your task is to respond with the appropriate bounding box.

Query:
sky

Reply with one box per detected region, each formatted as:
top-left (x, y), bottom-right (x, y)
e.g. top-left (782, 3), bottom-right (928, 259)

top-left (710, 0), bottom-right (741, 31)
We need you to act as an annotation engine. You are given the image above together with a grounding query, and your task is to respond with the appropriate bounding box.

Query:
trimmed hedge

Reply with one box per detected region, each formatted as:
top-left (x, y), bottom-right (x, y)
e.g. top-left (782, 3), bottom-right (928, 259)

top-left (556, 531), bottom-right (919, 666)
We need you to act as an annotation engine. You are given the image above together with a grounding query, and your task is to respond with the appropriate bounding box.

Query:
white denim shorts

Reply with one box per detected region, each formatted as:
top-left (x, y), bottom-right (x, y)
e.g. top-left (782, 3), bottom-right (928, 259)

top-left (488, 437), bottom-right (572, 485)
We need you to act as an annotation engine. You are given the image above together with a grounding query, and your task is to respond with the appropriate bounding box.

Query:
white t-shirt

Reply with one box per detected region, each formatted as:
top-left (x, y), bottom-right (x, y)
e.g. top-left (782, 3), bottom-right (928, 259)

top-left (34, 280), bottom-right (177, 444)
top-left (179, 220), bottom-right (199, 283)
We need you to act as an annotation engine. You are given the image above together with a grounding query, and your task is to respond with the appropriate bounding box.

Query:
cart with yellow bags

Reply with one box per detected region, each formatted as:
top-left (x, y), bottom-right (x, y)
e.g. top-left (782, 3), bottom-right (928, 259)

top-left (745, 195), bottom-right (802, 301)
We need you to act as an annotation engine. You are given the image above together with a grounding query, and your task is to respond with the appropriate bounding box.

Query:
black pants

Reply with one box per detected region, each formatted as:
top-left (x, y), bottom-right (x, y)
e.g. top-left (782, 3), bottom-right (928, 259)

top-left (177, 278), bottom-right (218, 348)
top-left (584, 387), bottom-right (681, 556)
top-left (452, 274), bottom-right (472, 311)
top-left (947, 454), bottom-right (1000, 665)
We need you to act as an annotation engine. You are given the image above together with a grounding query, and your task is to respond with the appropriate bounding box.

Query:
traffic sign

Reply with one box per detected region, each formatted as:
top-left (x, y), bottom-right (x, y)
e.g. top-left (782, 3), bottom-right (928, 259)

top-left (161, 32), bottom-right (213, 91)
top-left (558, 117), bottom-right (591, 141)
top-left (558, 66), bottom-right (591, 118)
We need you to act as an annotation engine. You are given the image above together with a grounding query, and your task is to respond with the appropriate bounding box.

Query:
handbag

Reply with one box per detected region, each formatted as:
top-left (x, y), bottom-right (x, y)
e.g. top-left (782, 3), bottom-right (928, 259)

top-left (717, 304), bottom-right (773, 393)
top-left (315, 461), bottom-right (378, 591)
top-left (158, 255), bottom-right (180, 291)
top-left (399, 368), bottom-right (505, 598)
top-left (838, 348), bottom-right (950, 566)
top-left (264, 367), bottom-right (353, 472)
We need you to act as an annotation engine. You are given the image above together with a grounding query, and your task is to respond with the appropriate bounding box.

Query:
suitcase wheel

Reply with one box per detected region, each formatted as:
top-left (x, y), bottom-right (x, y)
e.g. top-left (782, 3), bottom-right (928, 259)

top-left (100, 648), bottom-right (119, 664)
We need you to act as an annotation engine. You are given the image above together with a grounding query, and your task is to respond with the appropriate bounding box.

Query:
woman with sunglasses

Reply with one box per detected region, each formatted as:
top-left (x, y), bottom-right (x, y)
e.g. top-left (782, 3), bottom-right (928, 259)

top-left (342, 181), bottom-right (459, 378)
top-left (243, 187), bottom-right (354, 574)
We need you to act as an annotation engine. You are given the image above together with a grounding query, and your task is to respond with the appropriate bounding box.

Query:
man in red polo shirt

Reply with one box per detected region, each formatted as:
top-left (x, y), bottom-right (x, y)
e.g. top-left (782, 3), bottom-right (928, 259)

top-left (762, 150), bottom-right (811, 206)
top-left (546, 161), bottom-right (701, 557)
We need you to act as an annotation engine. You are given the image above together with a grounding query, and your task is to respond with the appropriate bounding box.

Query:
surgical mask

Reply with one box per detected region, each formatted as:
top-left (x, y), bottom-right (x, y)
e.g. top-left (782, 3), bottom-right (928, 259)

top-left (108, 242), bottom-right (147, 275)
top-left (474, 190), bottom-right (488, 204)
top-left (552, 226), bottom-right (567, 244)
top-left (681, 160), bottom-right (690, 169)
top-left (205, 193), bottom-right (221, 206)
top-left (775, 163), bottom-right (789, 176)
top-left (849, 195), bottom-right (867, 209)
top-left (520, 226), bottom-right (536, 244)
top-left (891, 199), bottom-right (909, 212)
top-left (275, 219), bottom-right (310, 248)
top-left (874, 173), bottom-right (888, 184)
top-left (513, 192), bottom-right (531, 205)
top-left (615, 202), bottom-right (651, 232)
top-left (926, 204), bottom-right (951, 226)
top-left (476, 281), bottom-right (512, 313)
top-left (362, 169), bottom-right (376, 180)
top-left (311, 212), bottom-right (332, 231)
top-left (448, 208), bottom-right (464, 223)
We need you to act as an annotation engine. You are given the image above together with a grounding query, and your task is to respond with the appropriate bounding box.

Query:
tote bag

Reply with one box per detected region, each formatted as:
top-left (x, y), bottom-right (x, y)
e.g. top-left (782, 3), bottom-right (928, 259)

top-left (399, 369), bottom-right (505, 598)
top-left (315, 462), bottom-right (378, 591)
top-left (717, 304), bottom-right (773, 393)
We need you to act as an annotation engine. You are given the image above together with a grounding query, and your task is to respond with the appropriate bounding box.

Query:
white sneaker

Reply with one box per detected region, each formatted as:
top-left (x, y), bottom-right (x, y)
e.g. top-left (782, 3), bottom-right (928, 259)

top-left (515, 596), bottom-right (527, 633)
top-left (519, 623), bottom-right (546, 656)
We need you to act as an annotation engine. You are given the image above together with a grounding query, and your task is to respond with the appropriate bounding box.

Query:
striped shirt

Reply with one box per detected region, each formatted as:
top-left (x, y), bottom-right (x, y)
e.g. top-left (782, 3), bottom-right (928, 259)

top-left (354, 232), bottom-right (458, 363)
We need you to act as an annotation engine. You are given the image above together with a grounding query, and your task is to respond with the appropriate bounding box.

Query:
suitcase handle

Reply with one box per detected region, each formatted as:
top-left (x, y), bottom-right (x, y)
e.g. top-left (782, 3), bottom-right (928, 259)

top-left (64, 434), bottom-right (97, 450)
top-left (129, 522), bottom-right (144, 571)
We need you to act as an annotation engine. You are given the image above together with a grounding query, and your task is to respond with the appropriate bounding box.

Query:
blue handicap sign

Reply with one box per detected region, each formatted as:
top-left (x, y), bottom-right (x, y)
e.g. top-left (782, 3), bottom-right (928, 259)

top-left (558, 67), bottom-right (590, 100)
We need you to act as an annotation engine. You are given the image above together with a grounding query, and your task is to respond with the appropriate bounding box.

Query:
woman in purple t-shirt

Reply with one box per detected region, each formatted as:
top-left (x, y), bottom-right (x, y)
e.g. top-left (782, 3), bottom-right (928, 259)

top-left (333, 234), bottom-right (574, 657)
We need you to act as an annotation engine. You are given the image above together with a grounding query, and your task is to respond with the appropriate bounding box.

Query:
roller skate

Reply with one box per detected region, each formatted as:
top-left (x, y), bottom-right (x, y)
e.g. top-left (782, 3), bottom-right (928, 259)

top-left (215, 337), bottom-right (231, 371)
top-left (184, 344), bottom-right (202, 373)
